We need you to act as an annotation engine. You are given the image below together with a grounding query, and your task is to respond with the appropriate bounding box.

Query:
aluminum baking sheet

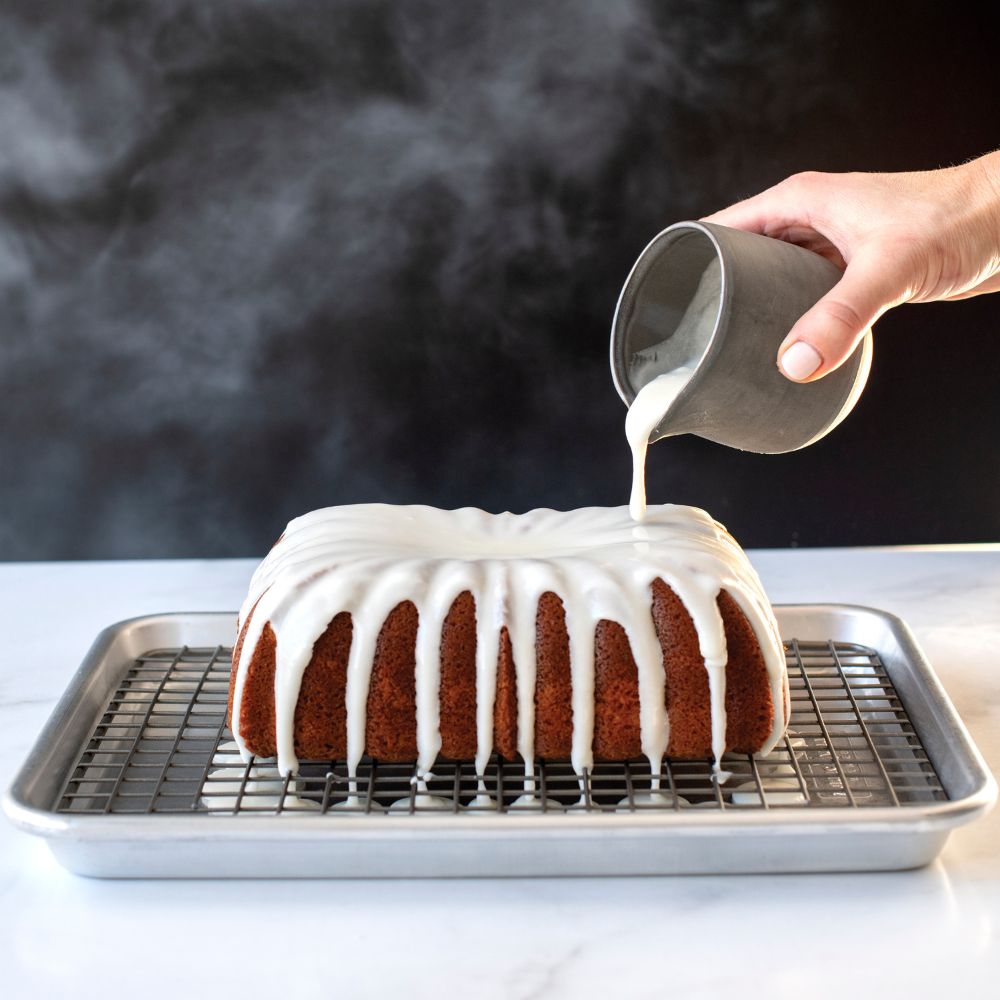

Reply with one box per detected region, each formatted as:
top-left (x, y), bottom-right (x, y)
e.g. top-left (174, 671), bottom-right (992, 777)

top-left (3, 606), bottom-right (996, 878)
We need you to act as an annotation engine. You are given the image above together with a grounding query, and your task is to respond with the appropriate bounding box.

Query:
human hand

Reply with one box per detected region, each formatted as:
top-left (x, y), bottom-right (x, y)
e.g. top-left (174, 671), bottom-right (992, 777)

top-left (703, 152), bottom-right (1000, 382)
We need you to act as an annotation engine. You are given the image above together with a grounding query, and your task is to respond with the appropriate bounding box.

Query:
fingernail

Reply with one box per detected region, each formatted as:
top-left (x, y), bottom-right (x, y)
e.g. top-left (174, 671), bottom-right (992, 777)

top-left (779, 341), bottom-right (822, 381)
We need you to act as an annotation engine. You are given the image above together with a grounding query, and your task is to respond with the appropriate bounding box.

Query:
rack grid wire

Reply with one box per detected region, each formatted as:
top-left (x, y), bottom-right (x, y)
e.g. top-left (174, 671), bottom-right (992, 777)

top-left (55, 639), bottom-right (946, 816)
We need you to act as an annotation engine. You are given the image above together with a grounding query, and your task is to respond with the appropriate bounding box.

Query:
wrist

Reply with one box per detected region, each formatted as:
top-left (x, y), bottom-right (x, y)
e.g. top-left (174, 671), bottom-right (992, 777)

top-left (967, 150), bottom-right (1000, 255)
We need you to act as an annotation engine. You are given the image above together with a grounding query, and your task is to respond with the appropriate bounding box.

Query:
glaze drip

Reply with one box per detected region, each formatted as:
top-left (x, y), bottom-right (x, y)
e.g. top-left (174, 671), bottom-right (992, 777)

top-left (626, 366), bottom-right (695, 521)
top-left (232, 503), bottom-right (788, 781)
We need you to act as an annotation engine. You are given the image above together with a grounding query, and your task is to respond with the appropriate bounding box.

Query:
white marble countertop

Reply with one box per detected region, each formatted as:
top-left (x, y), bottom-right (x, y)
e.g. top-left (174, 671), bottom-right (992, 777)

top-left (2, 547), bottom-right (998, 999)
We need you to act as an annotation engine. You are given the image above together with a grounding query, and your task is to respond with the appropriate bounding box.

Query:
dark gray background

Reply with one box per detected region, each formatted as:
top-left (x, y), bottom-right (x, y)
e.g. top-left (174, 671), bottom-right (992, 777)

top-left (2, 0), bottom-right (998, 560)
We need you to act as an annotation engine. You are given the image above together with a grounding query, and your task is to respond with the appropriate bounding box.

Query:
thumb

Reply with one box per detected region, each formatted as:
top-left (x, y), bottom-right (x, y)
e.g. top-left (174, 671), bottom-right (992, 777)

top-left (777, 246), bottom-right (908, 382)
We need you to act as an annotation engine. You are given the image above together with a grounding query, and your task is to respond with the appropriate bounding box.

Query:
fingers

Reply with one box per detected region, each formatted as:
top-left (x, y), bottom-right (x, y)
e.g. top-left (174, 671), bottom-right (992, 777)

top-left (702, 172), bottom-right (826, 237)
top-left (777, 245), bottom-right (909, 381)
top-left (705, 172), bottom-right (917, 381)
top-left (701, 193), bottom-right (784, 235)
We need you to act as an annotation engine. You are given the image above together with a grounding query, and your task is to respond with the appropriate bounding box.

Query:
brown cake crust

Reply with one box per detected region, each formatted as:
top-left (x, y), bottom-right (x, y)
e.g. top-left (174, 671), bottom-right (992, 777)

top-left (235, 620), bottom-right (278, 758)
top-left (533, 592), bottom-right (573, 759)
top-left (592, 619), bottom-right (641, 760)
top-left (652, 578), bottom-right (714, 758)
top-left (228, 582), bottom-right (776, 765)
top-left (293, 611), bottom-right (351, 758)
top-left (492, 626), bottom-right (517, 760)
top-left (718, 590), bottom-right (773, 753)
top-left (363, 601), bottom-right (419, 759)
top-left (438, 591), bottom-right (478, 760)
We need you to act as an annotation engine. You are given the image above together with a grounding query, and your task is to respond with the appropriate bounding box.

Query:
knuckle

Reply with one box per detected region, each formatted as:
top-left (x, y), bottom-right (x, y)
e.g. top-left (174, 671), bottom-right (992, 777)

top-left (821, 297), bottom-right (867, 333)
top-left (784, 170), bottom-right (826, 193)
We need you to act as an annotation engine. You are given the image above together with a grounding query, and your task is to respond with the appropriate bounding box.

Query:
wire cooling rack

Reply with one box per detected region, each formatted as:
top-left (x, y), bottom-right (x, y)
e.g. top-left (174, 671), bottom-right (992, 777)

top-left (53, 639), bottom-right (946, 817)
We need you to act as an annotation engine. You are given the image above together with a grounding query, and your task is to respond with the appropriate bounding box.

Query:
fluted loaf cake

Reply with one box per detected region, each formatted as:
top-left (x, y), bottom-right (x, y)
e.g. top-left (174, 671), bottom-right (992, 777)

top-left (227, 504), bottom-right (788, 778)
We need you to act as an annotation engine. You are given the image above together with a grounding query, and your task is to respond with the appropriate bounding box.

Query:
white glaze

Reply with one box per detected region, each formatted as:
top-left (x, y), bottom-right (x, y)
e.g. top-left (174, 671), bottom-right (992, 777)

top-left (626, 366), bottom-right (695, 522)
top-left (625, 254), bottom-right (721, 522)
top-left (728, 762), bottom-right (806, 805)
top-left (729, 778), bottom-right (807, 806)
top-left (232, 503), bottom-right (788, 782)
top-left (616, 791), bottom-right (689, 811)
top-left (201, 743), bottom-right (319, 812)
top-left (509, 794), bottom-right (563, 811)
top-left (388, 794), bottom-right (454, 813)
